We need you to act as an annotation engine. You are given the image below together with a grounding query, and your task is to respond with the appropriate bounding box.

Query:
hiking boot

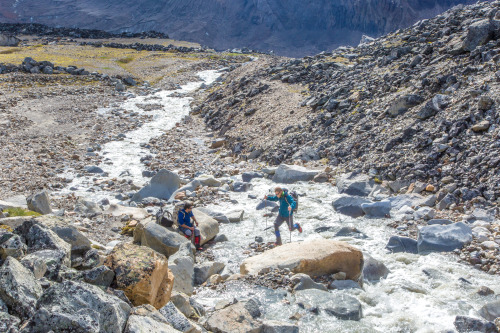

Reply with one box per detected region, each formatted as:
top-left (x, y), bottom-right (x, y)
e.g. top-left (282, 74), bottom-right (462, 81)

top-left (196, 245), bottom-right (203, 251)
top-left (297, 224), bottom-right (303, 233)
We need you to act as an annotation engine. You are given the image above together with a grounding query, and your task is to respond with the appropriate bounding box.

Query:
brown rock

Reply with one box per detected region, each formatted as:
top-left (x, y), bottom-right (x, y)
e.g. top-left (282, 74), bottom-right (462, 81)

top-left (471, 120), bottom-right (491, 132)
top-left (105, 242), bottom-right (174, 309)
top-left (175, 191), bottom-right (186, 200)
top-left (426, 185), bottom-right (436, 192)
top-left (240, 239), bottom-right (363, 280)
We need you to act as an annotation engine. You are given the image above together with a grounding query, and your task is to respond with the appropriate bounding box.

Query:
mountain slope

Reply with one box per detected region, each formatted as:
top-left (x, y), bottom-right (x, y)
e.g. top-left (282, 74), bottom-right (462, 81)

top-left (0, 0), bottom-right (479, 56)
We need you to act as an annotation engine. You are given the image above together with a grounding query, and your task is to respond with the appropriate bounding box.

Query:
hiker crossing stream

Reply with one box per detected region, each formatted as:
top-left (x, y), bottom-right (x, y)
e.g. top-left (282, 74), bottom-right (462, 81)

top-left (51, 70), bottom-right (499, 333)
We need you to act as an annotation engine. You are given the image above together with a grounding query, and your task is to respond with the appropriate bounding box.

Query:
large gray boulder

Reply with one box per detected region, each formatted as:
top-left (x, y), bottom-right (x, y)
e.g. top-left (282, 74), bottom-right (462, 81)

top-left (21, 249), bottom-right (68, 281)
top-left (23, 222), bottom-right (71, 265)
top-left (0, 230), bottom-right (26, 260)
top-left (125, 304), bottom-right (181, 333)
top-left (336, 172), bottom-right (375, 197)
top-left (454, 315), bottom-right (498, 333)
top-left (272, 164), bottom-right (319, 183)
top-left (417, 222), bottom-right (472, 253)
top-left (134, 219), bottom-right (192, 258)
top-left (361, 200), bottom-right (391, 218)
top-left (51, 225), bottom-right (92, 256)
top-left (27, 191), bottom-right (52, 215)
top-left (242, 172), bottom-right (264, 182)
top-left (132, 169), bottom-right (181, 202)
top-left (0, 33), bottom-right (20, 46)
top-left (168, 243), bottom-right (195, 295)
top-left (332, 196), bottom-right (372, 218)
top-left (463, 19), bottom-right (494, 52)
top-left (0, 257), bottom-right (43, 320)
top-left (25, 280), bottom-right (131, 333)
top-left (232, 181), bottom-right (253, 192)
top-left (196, 207), bottom-right (229, 223)
top-left (479, 299), bottom-right (500, 322)
top-left (83, 266), bottom-right (115, 288)
top-left (192, 209), bottom-right (220, 245)
top-left (74, 198), bottom-right (102, 216)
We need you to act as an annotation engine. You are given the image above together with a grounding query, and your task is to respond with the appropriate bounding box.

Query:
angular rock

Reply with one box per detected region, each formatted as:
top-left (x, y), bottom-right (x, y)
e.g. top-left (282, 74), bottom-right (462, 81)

top-left (386, 236), bottom-right (418, 254)
top-left (226, 210), bottom-right (244, 222)
top-left (479, 299), bottom-right (500, 322)
top-left (27, 191), bottom-right (52, 215)
top-left (132, 169), bottom-right (181, 202)
top-left (168, 243), bottom-right (195, 295)
top-left (26, 280), bottom-right (130, 333)
top-left (21, 250), bottom-right (67, 280)
top-left (232, 181), bottom-right (253, 192)
top-left (336, 172), bottom-right (375, 197)
top-left (272, 164), bottom-right (319, 184)
top-left (0, 231), bottom-right (26, 260)
top-left (125, 304), bottom-right (181, 333)
top-left (332, 195), bottom-right (372, 218)
top-left (242, 172), bottom-right (264, 182)
top-left (0, 257), bottom-right (43, 320)
top-left (202, 301), bottom-right (263, 333)
top-left (83, 265), bottom-right (115, 288)
top-left (329, 279), bottom-right (362, 290)
top-left (415, 94), bottom-right (449, 120)
top-left (20, 254), bottom-right (48, 279)
top-left (454, 315), bottom-right (498, 333)
top-left (192, 208), bottom-right (220, 245)
top-left (170, 292), bottom-right (196, 318)
top-left (51, 225), bottom-right (91, 256)
top-left (105, 243), bottom-right (174, 309)
top-left (291, 273), bottom-right (328, 291)
top-left (295, 289), bottom-right (362, 321)
top-left (74, 198), bottom-right (102, 216)
top-left (135, 219), bottom-right (192, 257)
top-left (241, 239), bottom-right (363, 280)
top-left (159, 302), bottom-right (200, 333)
top-left (463, 19), bottom-right (493, 52)
top-left (417, 222), bottom-right (472, 253)
top-left (472, 120), bottom-right (491, 132)
top-left (256, 200), bottom-right (278, 210)
top-left (387, 94), bottom-right (424, 117)
top-left (361, 200), bottom-right (391, 218)
top-left (24, 222), bottom-right (71, 264)
top-left (194, 261), bottom-right (225, 285)
top-left (262, 320), bottom-right (299, 333)
top-left (0, 312), bottom-right (21, 333)
top-left (362, 254), bottom-right (390, 282)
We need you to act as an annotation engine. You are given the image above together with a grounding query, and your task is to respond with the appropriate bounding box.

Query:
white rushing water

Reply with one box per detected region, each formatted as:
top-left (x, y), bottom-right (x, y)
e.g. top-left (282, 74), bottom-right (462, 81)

top-left (55, 70), bottom-right (499, 332)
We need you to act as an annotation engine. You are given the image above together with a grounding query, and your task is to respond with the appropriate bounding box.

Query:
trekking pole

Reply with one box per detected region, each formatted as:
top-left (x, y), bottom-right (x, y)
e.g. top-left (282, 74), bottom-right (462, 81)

top-left (289, 215), bottom-right (292, 243)
top-left (265, 199), bottom-right (268, 235)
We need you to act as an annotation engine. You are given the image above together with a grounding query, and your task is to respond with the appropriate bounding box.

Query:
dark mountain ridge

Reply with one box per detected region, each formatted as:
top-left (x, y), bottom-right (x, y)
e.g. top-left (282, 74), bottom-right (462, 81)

top-left (0, 0), bottom-right (481, 56)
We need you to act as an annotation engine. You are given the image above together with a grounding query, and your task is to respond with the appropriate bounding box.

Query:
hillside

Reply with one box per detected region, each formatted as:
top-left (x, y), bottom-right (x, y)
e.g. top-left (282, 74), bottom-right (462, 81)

top-left (197, 1), bottom-right (500, 211)
top-left (0, 0), bottom-right (479, 56)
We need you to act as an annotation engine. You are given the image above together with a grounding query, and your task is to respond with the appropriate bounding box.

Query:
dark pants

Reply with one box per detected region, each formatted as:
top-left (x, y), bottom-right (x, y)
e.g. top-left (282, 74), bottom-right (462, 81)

top-left (274, 215), bottom-right (296, 245)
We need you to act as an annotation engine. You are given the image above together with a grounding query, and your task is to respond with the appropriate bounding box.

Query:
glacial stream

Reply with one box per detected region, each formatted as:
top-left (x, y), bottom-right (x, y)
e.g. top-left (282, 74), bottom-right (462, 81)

top-left (56, 71), bottom-right (498, 333)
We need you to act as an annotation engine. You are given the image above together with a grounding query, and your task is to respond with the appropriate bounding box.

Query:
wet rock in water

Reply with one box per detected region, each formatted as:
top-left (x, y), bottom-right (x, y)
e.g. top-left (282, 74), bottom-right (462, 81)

top-left (336, 172), bottom-right (375, 197)
top-left (84, 165), bottom-right (104, 173)
top-left (194, 261), bottom-right (225, 285)
top-left (477, 286), bottom-right (495, 297)
top-left (197, 207), bottom-right (230, 223)
top-left (168, 243), bottom-right (195, 295)
top-left (335, 227), bottom-right (367, 239)
top-left (0, 312), bottom-right (21, 332)
top-left (291, 273), bottom-right (328, 291)
top-left (232, 181), bottom-right (253, 192)
top-left (74, 198), bottom-right (102, 216)
top-left (83, 265), bottom-right (115, 288)
top-left (479, 299), bottom-right (500, 322)
top-left (159, 302), bottom-right (200, 333)
top-left (105, 243), bottom-right (174, 309)
top-left (134, 219), bottom-right (193, 257)
top-left (214, 234), bottom-right (228, 242)
top-left (23, 280), bottom-right (130, 333)
top-left (241, 239), bottom-right (363, 280)
top-left (201, 300), bottom-right (263, 333)
top-left (27, 190), bottom-right (52, 215)
top-left (386, 236), bottom-right (418, 254)
top-left (226, 210), bottom-right (244, 222)
top-left (272, 164), bottom-right (319, 183)
top-left (262, 320), bottom-right (299, 333)
top-left (132, 169), bottom-right (181, 202)
top-left (0, 230), bottom-right (26, 260)
top-left (454, 315), bottom-right (498, 333)
top-left (315, 226), bottom-right (336, 233)
top-left (242, 171), bottom-right (265, 182)
top-left (362, 254), bottom-right (390, 282)
top-left (192, 209), bottom-right (220, 245)
top-left (417, 222), bottom-right (472, 253)
top-left (332, 195), bottom-right (372, 218)
top-left (0, 257), bottom-right (43, 320)
top-left (329, 280), bottom-right (362, 290)
top-left (125, 304), bottom-right (180, 333)
top-left (361, 200), bottom-right (391, 218)
top-left (295, 289), bottom-right (362, 321)
top-left (256, 199), bottom-right (278, 210)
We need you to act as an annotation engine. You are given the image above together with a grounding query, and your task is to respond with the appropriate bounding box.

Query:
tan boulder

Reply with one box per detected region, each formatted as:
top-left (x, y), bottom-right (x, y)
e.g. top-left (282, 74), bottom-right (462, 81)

top-left (105, 242), bottom-right (174, 309)
top-left (240, 239), bottom-right (363, 280)
top-left (104, 204), bottom-right (149, 220)
top-left (192, 208), bottom-right (219, 245)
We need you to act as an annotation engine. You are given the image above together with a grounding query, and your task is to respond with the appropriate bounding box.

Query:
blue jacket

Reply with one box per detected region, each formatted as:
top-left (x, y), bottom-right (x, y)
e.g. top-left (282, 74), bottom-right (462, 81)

top-left (267, 192), bottom-right (296, 218)
top-left (178, 209), bottom-right (194, 228)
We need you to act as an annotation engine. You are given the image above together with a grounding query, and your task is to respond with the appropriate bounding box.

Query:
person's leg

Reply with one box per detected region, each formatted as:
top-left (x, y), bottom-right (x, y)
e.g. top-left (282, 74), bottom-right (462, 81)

top-left (288, 215), bottom-right (303, 233)
top-left (274, 215), bottom-right (285, 245)
top-left (183, 228), bottom-right (192, 239)
top-left (194, 228), bottom-right (202, 249)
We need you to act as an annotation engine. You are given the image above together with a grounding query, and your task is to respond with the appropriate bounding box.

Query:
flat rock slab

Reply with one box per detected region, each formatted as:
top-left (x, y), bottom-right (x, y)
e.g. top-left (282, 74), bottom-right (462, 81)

top-left (417, 222), bottom-right (472, 253)
top-left (272, 164), bottom-right (319, 183)
top-left (295, 289), bottom-right (362, 321)
top-left (105, 204), bottom-right (148, 220)
top-left (240, 239), bottom-right (363, 280)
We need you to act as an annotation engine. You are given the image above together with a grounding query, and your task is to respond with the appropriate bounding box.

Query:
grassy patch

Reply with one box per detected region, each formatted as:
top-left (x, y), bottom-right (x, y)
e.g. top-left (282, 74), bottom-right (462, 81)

top-left (3, 207), bottom-right (41, 217)
top-left (0, 47), bottom-right (21, 55)
top-left (0, 225), bottom-right (13, 232)
top-left (117, 56), bottom-right (135, 64)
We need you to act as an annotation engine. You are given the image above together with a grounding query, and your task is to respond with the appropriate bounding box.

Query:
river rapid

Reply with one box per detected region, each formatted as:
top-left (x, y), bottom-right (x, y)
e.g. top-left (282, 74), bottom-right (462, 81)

top-left (56, 70), bottom-right (499, 333)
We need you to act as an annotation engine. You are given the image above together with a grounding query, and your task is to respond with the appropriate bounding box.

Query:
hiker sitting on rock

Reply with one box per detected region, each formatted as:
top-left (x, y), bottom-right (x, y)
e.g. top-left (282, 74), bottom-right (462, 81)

top-left (265, 187), bottom-right (302, 246)
top-left (178, 203), bottom-right (202, 250)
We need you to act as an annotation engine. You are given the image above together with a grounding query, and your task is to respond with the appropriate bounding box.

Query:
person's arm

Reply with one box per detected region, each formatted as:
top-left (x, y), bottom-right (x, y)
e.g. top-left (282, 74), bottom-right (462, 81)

top-left (285, 194), bottom-right (296, 212)
top-left (191, 216), bottom-right (199, 226)
top-left (265, 195), bottom-right (278, 201)
top-left (178, 211), bottom-right (194, 230)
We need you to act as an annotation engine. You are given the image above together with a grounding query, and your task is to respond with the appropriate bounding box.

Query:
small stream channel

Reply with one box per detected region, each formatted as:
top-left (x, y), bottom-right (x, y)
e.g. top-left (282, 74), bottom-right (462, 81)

top-left (55, 70), bottom-right (499, 333)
